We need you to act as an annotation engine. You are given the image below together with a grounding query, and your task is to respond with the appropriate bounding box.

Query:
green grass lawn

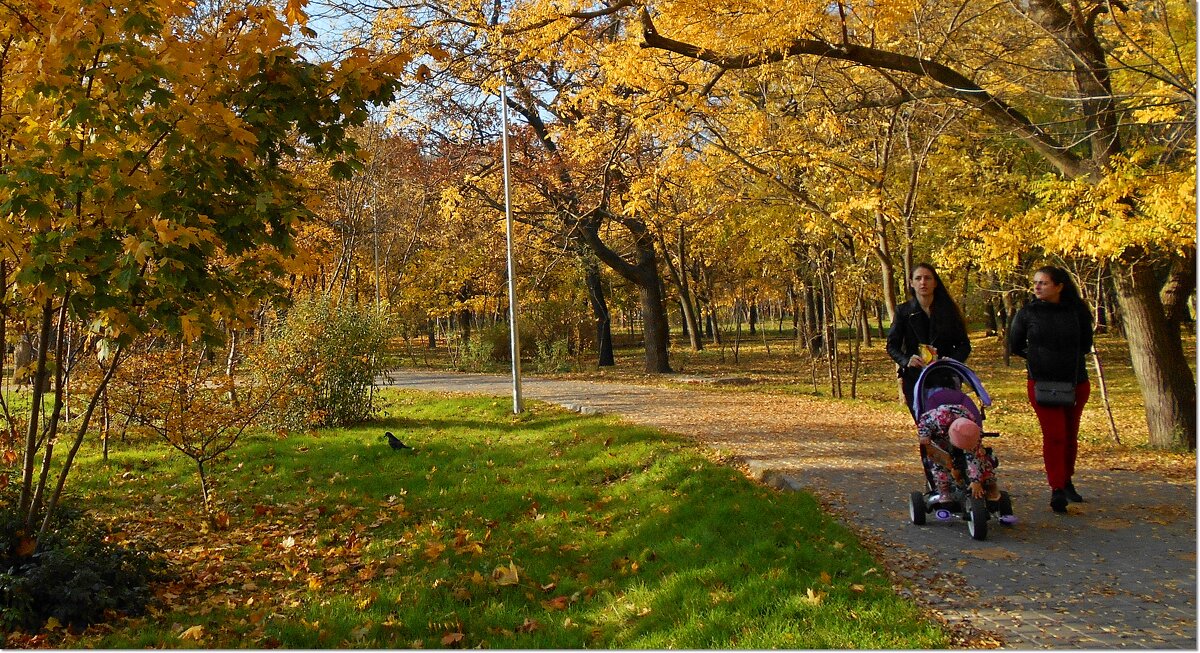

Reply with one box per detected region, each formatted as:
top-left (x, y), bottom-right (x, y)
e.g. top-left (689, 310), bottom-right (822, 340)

top-left (42, 390), bottom-right (948, 649)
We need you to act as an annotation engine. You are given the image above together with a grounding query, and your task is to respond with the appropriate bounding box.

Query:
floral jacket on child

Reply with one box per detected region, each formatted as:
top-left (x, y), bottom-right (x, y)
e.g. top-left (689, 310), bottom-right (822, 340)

top-left (916, 403), bottom-right (995, 492)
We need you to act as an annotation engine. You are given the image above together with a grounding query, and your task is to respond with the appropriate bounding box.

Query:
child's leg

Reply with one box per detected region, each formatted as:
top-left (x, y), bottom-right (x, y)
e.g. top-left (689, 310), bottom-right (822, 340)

top-left (983, 477), bottom-right (1001, 501)
top-left (930, 466), bottom-right (952, 499)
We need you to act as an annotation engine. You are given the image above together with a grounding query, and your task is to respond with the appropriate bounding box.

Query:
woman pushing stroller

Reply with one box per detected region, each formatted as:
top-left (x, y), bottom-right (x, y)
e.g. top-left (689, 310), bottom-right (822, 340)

top-left (887, 263), bottom-right (972, 421)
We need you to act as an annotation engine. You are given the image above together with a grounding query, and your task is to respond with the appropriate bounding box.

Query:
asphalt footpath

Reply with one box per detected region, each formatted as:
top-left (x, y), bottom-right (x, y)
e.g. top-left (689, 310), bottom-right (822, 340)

top-left (379, 369), bottom-right (1197, 649)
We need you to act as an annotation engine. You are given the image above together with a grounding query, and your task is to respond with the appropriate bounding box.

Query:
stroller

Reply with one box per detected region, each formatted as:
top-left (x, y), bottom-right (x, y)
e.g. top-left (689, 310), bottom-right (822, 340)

top-left (906, 359), bottom-right (1014, 541)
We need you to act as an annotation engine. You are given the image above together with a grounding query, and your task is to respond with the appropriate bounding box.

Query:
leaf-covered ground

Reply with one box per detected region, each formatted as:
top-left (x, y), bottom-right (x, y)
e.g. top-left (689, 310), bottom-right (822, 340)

top-left (9, 392), bottom-right (948, 649)
top-left (380, 327), bottom-right (1197, 648)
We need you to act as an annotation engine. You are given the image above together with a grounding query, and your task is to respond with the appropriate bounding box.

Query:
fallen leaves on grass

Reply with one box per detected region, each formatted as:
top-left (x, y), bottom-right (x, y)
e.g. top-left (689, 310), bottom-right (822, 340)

top-left (493, 561), bottom-right (520, 586)
top-left (801, 588), bottom-right (826, 605)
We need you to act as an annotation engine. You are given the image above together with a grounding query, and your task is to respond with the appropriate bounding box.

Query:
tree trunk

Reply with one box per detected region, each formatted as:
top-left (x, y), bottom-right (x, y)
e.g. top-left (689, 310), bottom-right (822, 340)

top-left (225, 328), bottom-right (240, 404)
top-left (959, 260), bottom-right (972, 318)
top-left (30, 298), bottom-right (71, 523)
top-left (858, 297), bottom-right (872, 348)
top-left (659, 225), bottom-right (703, 351)
top-left (805, 284), bottom-right (823, 355)
top-left (1094, 275), bottom-right (1109, 332)
top-left (733, 302), bottom-right (742, 363)
top-left (458, 307), bottom-right (472, 343)
top-left (876, 211), bottom-right (899, 322)
top-left (999, 291), bottom-right (1013, 366)
top-left (18, 300), bottom-right (54, 527)
top-left (579, 215), bottom-right (671, 373)
top-left (38, 345), bottom-right (124, 540)
top-left (787, 284), bottom-right (800, 338)
top-left (1110, 258), bottom-right (1196, 449)
top-left (1160, 251), bottom-right (1196, 327)
top-left (582, 257), bottom-right (615, 366)
top-left (637, 278), bottom-right (672, 373)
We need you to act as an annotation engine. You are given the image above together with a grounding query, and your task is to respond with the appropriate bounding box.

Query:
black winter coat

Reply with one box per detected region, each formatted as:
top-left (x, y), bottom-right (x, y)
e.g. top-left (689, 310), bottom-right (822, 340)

top-left (886, 298), bottom-right (972, 377)
top-left (1008, 299), bottom-right (1093, 383)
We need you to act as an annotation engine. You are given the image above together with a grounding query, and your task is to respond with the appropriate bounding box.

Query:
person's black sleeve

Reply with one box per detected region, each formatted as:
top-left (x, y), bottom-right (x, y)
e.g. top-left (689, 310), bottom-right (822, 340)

top-left (942, 327), bottom-right (971, 363)
top-left (1008, 309), bottom-right (1028, 359)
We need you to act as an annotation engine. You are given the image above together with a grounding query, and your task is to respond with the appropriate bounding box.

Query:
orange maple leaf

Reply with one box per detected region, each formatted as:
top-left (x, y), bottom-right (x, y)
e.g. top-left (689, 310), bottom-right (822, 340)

top-left (423, 541), bottom-right (446, 562)
top-left (283, 0), bottom-right (308, 25)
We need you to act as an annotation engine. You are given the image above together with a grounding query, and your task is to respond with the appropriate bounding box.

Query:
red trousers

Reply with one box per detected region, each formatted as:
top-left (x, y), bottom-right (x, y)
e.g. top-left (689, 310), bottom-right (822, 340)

top-left (1027, 379), bottom-right (1091, 490)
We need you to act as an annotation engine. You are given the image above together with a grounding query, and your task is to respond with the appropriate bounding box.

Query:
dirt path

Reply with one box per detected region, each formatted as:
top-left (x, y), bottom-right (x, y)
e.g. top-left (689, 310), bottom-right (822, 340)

top-left (381, 370), bottom-right (1197, 649)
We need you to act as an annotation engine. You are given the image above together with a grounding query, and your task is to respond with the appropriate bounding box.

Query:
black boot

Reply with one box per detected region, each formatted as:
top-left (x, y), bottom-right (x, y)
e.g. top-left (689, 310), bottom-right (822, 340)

top-left (1064, 482), bottom-right (1084, 503)
top-left (1050, 488), bottom-right (1068, 513)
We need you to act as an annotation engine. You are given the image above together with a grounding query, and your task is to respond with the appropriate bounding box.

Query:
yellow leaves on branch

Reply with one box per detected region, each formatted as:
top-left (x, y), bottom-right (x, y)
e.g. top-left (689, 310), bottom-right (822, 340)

top-left (961, 154), bottom-right (1195, 270)
top-left (284, 0), bottom-right (309, 26)
top-left (1038, 167), bottom-right (1193, 260)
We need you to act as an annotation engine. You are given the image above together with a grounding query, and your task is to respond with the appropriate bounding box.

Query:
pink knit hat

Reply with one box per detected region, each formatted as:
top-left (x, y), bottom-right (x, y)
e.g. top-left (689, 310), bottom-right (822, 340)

top-left (948, 417), bottom-right (981, 450)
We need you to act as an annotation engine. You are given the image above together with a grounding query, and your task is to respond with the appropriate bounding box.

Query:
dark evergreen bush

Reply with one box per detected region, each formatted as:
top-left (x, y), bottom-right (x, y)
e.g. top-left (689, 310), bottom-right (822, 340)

top-left (0, 503), bottom-right (169, 632)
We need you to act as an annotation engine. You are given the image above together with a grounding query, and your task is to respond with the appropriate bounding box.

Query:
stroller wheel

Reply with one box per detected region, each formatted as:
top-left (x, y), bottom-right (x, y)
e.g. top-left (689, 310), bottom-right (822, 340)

top-left (909, 491), bottom-right (927, 525)
top-left (967, 497), bottom-right (989, 541)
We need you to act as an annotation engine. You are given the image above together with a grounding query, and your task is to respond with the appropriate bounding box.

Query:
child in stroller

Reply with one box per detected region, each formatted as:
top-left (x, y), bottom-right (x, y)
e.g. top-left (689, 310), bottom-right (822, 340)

top-left (917, 404), bottom-right (999, 503)
top-left (907, 359), bottom-right (1014, 540)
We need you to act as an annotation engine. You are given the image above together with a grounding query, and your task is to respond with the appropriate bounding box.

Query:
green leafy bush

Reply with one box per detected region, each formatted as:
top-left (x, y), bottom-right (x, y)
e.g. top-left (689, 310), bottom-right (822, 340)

top-left (458, 324), bottom-right (511, 371)
top-left (0, 504), bottom-right (167, 632)
top-left (255, 296), bottom-right (389, 429)
top-left (533, 337), bottom-right (574, 372)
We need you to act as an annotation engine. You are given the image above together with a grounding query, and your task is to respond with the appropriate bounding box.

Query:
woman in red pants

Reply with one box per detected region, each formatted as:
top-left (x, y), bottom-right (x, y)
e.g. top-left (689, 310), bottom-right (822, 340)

top-left (1008, 265), bottom-right (1093, 514)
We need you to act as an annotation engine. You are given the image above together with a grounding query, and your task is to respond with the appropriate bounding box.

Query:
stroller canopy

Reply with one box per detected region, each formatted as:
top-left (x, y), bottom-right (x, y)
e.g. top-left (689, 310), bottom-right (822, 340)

top-left (912, 359), bottom-right (992, 419)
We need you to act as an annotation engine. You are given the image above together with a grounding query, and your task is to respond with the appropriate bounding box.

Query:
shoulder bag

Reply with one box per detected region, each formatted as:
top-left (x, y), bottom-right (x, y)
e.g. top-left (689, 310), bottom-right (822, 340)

top-left (1033, 380), bottom-right (1076, 407)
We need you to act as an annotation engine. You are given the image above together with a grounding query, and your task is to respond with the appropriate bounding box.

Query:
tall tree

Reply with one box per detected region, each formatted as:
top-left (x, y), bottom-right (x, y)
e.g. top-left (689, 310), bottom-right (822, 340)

top-left (571, 0), bottom-right (1194, 448)
top-left (1, 0), bottom-right (403, 534)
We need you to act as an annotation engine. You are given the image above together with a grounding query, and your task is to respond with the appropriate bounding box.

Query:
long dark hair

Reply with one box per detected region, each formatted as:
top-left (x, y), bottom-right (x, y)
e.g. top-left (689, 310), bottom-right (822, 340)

top-left (1034, 265), bottom-right (1087, 309)
top-left (909, 262), bottom-right (968, 331)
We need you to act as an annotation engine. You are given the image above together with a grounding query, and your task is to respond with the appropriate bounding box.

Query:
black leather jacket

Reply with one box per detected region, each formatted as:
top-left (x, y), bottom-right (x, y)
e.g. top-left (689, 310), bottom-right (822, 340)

top-left (886, 299), bottom-right (971, 375)
top-left (1008, 299), bottom-right (1092, 383)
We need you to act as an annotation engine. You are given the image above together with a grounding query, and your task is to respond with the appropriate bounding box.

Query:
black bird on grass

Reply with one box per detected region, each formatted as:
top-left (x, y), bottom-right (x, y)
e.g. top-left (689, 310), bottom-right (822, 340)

top-left (384, 432), bottom-right (413, 451)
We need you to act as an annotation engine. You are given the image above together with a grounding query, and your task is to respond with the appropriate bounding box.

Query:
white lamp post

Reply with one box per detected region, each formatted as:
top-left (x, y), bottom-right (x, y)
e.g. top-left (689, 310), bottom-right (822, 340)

top-left (500, 77), bottom-right (523, 414)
